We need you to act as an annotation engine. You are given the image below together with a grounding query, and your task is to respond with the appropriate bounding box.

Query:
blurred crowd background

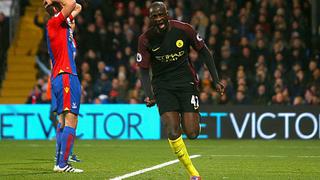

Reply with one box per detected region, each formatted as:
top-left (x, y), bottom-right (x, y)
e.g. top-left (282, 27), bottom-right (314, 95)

top-left (3, 0), bottom-right (320, 105)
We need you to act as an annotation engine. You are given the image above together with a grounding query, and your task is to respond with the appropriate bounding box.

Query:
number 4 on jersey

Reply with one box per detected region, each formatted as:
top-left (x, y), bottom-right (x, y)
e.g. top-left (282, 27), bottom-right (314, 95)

top-left (191, 95), bottom-right (199, 110)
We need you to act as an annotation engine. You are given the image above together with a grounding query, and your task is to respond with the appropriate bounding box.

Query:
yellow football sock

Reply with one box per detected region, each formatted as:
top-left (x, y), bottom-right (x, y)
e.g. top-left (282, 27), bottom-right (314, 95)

top-left (168, 135), bottom-right (199, 177)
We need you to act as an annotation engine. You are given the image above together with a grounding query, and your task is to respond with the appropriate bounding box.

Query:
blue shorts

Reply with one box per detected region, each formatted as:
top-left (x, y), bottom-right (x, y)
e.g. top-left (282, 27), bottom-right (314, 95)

top-left (51, 73), bottom-right (81, 115)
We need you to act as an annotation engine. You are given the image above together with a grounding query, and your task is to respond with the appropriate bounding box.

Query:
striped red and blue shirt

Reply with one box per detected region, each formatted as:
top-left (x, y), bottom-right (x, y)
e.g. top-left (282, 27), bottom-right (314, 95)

top-left (46, 12), bottom-right (77, 78)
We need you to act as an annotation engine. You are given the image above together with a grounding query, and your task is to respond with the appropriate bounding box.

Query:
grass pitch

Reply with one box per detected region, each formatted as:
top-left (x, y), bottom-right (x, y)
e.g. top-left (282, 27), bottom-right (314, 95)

top-left (0, 140), bottom-right (319, 179)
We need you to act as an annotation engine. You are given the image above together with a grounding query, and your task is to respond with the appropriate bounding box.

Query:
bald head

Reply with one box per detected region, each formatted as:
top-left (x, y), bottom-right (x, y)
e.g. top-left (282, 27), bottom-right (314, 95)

top-left (149, 2), bottom-right (167, 17)
top-left (149, 1), bottom-right (169, 32)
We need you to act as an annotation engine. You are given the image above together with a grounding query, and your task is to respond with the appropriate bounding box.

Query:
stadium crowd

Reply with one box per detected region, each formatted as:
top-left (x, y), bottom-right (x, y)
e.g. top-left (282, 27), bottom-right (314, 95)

top-left (27, 0), bottom-right (320, 105)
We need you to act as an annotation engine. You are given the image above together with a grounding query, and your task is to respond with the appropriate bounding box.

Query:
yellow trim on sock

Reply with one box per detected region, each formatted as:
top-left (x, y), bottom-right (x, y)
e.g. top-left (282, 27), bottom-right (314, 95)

top-left (168, 135), bottom-right (182, 143)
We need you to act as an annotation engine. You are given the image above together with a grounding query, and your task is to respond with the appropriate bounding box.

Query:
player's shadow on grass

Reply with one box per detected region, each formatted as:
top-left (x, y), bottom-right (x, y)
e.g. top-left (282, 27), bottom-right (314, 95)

top-left (0, 171), bottom-right (55, 177)
top-left (0, 158), bottom-right (52, 166)
top-left (28, 158), bottom-right (53, 162)
top-left (0, 166), bottom-right (57, 177)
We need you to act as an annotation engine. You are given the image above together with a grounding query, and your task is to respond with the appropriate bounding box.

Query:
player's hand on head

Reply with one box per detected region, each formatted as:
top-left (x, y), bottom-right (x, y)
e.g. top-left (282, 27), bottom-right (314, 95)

top-left (76, 0), bottom-right (88, 9)
top-left (215, 81), bottom-right (225, 96)
top-left (43, 0), bottom-right (53, 7)
top-left (144, 97), bottom-right (156, 107)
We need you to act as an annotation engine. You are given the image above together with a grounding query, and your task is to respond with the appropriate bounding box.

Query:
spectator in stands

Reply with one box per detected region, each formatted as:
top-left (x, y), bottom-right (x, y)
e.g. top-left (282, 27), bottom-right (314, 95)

top-left (293, 96), bottom-right (304, 105)
top-left (108, 78), bottom-right (120, 103)
top-left (82, 24), bottom-right (100, 54)
top-left (289, 69), bottom-right (306, 98)
top-left (26, 85), bottom-right (43, 104)
top-left (307, 59), bottom-right (320, 84)
top-left (220, 45), bottom-right (233, 70)
top-left (253, 84), bottom-right (269, 105)
top-left (79, 61), bottom-right (90, 81)
top-left (127, 79), bottom-right (144, 103)
top-left (311, 69), bottom-right (320, 86)
top-left (272, 92), bottom-right (285, 105)
top-left (200, 70), bottom-right (213, 93)
top-left (83, 49), bottom-right (99, 80)
top-left (238, 47), bottom-right (255, 73)
top-left (199, 91), bottom-right (212, 105)
top-left (234, 90), bottom-right (250, 105)
top-left (128, 56), bottom-right (139, 87)
top-left (93, 73), bottom-right (112, 99)
top-left (304, 84), bottom-right (320, 105)
top-left (254, 39), bottom-right (269, 58)
top-left (81, 79), bottom-right (93, 103)
top-left (116, 65), bottom-right (129, 103)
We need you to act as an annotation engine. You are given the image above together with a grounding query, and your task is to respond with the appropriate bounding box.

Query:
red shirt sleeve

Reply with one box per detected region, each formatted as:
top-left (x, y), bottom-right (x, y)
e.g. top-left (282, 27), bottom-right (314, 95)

top-left (68, 15), bottom-right (74, 22)
top-left (183, 23), bottom-right (205, 51)
top-left (137, 34), bottom-right (151, 68)
top-left (48, 12), bottom-right (66, 28)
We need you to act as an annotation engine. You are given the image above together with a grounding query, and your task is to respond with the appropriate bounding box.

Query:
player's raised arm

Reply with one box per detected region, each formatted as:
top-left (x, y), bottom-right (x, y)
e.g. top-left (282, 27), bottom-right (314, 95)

top-left (44, 0), bottom-right (76, 19)
top-left (71, 3), bottom-right (82, 19)
top-left (58, 0), bottom-right (76, 18)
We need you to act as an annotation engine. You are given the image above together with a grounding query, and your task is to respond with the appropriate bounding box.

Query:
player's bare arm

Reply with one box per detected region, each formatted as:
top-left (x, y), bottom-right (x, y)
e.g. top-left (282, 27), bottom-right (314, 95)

top-left (71, 3), bottom-right (82, 18)
top-left (46, 0), bottom-right (76, 18)
top-left (57, 0), bottom-right (76, 18)
top-left (198, 45), bottom-right (225, 95)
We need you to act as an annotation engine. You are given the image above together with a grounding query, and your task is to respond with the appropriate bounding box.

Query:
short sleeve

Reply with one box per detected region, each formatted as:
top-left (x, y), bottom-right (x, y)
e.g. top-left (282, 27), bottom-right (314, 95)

top-left (136, 35), bottom-right (151, 68)
top-left (48, 12), bottom-right (66, 27)
top-left (68, 15), bottom-right (74, 22)
top-left (66, 16), bottom-right (75, 27)
top-left (183, 23), bottom-right (205, 51)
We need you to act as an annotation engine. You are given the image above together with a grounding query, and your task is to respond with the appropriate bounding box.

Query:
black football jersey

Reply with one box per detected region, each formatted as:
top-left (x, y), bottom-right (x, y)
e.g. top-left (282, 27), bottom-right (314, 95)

top-left (137, 20), bottom-right (205, 90)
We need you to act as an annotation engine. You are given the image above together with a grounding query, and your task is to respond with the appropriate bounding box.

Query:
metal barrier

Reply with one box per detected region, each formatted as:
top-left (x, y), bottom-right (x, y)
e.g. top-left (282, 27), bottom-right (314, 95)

top-left (36, 56), bottom-right (51, 75)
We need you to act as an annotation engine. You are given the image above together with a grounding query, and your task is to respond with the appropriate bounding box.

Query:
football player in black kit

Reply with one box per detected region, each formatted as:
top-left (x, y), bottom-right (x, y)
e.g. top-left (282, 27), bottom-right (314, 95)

top-left (137, 2), bottom-right (224, 179)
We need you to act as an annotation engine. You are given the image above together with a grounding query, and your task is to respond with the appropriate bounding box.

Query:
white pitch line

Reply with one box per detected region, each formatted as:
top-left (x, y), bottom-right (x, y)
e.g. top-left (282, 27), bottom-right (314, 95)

top-left (211, 154), bottom-right (320, 158)
top-left (109, 155), bottom-right (201, 180)
top-left (265, 155), bottom-right (287, 158)
top-left (297, 156), bottom-right (320, 158)
top-left (210, 155), bottom-right (257, 157)
top-left (211, 154), bottom-right (286, 158)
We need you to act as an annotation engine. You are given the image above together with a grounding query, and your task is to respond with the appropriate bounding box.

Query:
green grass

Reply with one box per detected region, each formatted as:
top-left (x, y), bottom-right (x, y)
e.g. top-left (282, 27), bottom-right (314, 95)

top-left (0, 140), bottom-right (320, 179)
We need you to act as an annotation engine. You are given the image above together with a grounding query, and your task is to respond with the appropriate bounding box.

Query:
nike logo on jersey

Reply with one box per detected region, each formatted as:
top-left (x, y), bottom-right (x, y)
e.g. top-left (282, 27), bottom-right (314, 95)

top-left (152, 47), bottom-right (160, 52)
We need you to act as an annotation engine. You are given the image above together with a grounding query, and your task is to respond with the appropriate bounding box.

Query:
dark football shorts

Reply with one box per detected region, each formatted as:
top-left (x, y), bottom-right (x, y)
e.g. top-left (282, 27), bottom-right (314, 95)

top-left (154, 85), bottom-right (200, 115)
